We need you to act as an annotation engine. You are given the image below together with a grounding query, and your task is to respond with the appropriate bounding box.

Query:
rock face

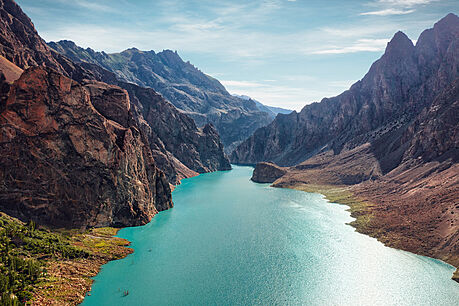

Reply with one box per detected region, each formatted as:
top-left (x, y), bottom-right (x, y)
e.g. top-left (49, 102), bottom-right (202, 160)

top-left (0, 0), bottom-right (64, 72)
top-left (0, 0), bottom-right (231, 186)
top-left (251, 162), bottom-right (287, 183)
top-left (232, 14), bottom-right (459, 170)
top-left (0, 0), bottom-right (95, 81)
top-left (0, 67), bottom-right (172, 227)
top-left (234, 14), bottom-right (459, 276)
top-left (47, 41), bottom-right (273, 152)
top-left (0, 0), bottom-right (231, 227)
top-left (120, 82), bottom-right (231, 184)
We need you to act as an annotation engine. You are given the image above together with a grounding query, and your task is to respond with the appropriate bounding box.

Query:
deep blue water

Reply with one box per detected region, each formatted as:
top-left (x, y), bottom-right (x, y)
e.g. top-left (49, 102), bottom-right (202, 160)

top-left (83, 166), bottom-right (459, 305)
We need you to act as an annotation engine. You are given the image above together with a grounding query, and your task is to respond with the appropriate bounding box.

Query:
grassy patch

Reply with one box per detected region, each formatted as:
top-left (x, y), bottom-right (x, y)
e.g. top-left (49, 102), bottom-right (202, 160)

top-left (0, 213), bottom-right (132, 305)
top-left (0, 213), bottom-right (89, 305)
top-left (286, 184), bottom-right (376, 233)
top-left (32, 226), bottom-right (132, 305)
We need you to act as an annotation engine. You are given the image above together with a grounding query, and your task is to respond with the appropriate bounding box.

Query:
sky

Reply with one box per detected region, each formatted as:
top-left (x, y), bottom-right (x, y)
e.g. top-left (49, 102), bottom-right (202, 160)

top-left (16, 0), bottom-right (458, 110)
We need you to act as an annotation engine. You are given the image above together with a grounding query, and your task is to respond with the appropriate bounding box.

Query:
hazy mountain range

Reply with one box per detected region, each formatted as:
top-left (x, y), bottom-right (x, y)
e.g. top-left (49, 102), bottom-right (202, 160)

top-left (47, 40), bottom-right (275, 153)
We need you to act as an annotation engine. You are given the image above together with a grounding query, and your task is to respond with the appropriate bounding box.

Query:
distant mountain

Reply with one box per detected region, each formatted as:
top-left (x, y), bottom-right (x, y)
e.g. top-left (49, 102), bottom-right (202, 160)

top-left (232, 13), bottom-right (459, 278)
top-left (232, 94), bottom-right (292, 118)
top-left (48, 41), bottom-right (273, 152)
top-left (0, 0), bottom-right (230, 227)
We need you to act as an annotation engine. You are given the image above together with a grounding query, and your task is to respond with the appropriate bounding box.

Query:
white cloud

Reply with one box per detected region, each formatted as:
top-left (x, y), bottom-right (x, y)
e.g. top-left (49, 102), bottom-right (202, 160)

top-left (361, 0), bottom-right (438, 16)
top-left (376, 0), bottom-right (438, 7)
top-left (42, 21), bottom-right (396, 59)
top-left (53, 0), bottom-right (114, 12)
top-left (360, 8), bottom-right (415, 15)
top-left (311, 39), bottom-right (389, 54)
top-left (221, 79), bottom-right (357, 111)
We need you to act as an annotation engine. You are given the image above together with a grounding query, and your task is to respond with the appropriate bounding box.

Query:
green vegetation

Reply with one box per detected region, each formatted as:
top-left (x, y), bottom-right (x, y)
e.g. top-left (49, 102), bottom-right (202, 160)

top-left (286, 184), bottom-right (378, 236)
top-left (0, 214), bottom-right (89, 305)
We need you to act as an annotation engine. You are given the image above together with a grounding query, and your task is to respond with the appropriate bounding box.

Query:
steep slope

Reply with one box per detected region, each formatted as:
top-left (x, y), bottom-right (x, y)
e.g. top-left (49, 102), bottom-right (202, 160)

top-left (75, 62), bottom-right (231, 184)
top-left (120, 82), bottom-right (231, 184)
top-left (48, 40), bottom-right (273, 152)
top-left (0, 0), bottom-right (230, 186)
top-left (240, 14), bottom-right (459, 279)
top-left (232, 14), bottom-right (459, 168)
top-left (0, 0), bottom-right (65, 73)
top-left (0, 0), bottom-right (230, 227)
top-left (271, 78), bottom-right (459, 273)
top-left (0, 67), bottom-right (172, 227)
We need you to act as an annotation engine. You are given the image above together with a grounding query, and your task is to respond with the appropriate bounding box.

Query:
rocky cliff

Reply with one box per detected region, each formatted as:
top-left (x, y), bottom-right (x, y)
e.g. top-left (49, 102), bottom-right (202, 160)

top-left (238, 14), bottom-right (459, 278)
top-left (0, 0), bottom-right (231, 185)
top-left (47, 41), bottom-right (273, 152)
top-left (251, 162), bottom-right (287, 183)
top-left (0, 67), bottom-right (172, 227)
top-left (120, 82), bottom-right (231, 184)
top-left (0, 0), bottom-right (230, 227)
top-left (232, 14), bottom-right (459, 170)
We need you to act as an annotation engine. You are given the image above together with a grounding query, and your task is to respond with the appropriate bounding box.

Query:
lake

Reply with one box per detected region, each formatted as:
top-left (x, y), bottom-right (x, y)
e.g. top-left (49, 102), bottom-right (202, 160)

top-left (83, 165), bottom-right (459, 305)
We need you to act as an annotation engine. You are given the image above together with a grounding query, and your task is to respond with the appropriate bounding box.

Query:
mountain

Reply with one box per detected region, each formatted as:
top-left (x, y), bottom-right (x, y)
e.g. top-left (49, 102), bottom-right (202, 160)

top-left (232, 15), bottom-right (458, 167)
top-left (232, 94), bottom-right (292, 118)
top-left (47, 41), bottom-right (273, 152)
top-left (233, 14), bottom-right (459, 277)
top-left (0, 0), bottom-right (230, 227)
top-left (0, 66), bottom-right (173, 227)
top-left (119, 81), bottom-right (231, 184)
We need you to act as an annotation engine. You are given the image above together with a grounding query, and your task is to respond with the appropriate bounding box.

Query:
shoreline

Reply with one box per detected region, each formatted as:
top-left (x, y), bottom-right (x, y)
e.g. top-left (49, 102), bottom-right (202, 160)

top-left (277, 183), bottom-right (459, 283)
top-left (43, 169), bottom-right (457, 305)
top-left (31, 227), bottom-right (133, 305)
top-left (44, 169), bottom-right (457, 305)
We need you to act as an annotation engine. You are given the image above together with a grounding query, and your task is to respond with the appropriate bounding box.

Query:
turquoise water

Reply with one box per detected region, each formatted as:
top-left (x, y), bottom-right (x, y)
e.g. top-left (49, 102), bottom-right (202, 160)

top-left (83, 166), bottom-right (459, 305)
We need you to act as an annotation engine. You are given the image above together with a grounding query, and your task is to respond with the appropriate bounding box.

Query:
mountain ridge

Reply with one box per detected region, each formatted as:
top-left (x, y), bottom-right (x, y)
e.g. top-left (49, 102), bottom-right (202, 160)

top-left (234, 13), bottom-right (459, 280)
top-left (232, 14), bottom-right (459, 167)
top-left (47, 40), bottom-right (273, 152)
top-left (0, 0), bottom-right (230, 227)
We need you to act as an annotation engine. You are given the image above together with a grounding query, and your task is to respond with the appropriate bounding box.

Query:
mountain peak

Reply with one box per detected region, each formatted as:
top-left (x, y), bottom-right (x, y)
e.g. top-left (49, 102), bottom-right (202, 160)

top-left (435, 13), bottom-right (459, 29)
top-left (56, 40), bottom-right (77, 47)
top-left (122, 47), bottom-right (140, 53)
top-left (384, 31), bottom-right (414, 57)
top-left (390, 31), bottom-right (412, 45)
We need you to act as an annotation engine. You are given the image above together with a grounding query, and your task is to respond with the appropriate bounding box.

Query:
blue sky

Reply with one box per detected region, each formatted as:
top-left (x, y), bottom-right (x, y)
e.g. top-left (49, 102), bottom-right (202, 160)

top-left (16, 0), bottom-right (458, 110)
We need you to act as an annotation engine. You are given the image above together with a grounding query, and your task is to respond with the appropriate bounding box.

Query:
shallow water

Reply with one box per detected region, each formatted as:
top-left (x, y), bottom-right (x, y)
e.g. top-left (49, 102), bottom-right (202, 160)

top-left (83, 166), bottom-right (459, 305)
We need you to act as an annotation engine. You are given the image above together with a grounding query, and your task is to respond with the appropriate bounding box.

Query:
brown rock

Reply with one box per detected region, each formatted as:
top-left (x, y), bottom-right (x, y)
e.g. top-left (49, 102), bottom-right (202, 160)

top-left (251, 162), bottom-right (287, 183)
top-left (121, 82), bottom-right (231, 184)
top-left (0, 67), bottom-right (172, 228)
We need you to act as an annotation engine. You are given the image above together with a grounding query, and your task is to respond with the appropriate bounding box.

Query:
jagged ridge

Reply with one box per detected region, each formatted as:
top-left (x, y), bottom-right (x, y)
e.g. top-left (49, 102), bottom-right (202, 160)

top-left (47, 40), bottom-right (273, 152)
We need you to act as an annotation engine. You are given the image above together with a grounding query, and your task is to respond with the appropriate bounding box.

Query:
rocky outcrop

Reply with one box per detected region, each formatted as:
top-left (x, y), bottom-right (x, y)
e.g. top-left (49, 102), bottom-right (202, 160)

top-left (0, 67), bottom-right (172, 227)
top-left (120, 82), bottom-right (231, 184)
top-left (0, 0), bottom-right (231, 187)
top-left (0, 0), bottom-right (93, 81)
top-left (0, 0), bottom-right (232, 228)
top-left (0, 0), bottom-right (64, 72)
top-left (232, 14), bottom-right (459, 170)
top-left (251, 162), bottom-right (287, 183)
top-left (48, 41), bottom-right (273, 152)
